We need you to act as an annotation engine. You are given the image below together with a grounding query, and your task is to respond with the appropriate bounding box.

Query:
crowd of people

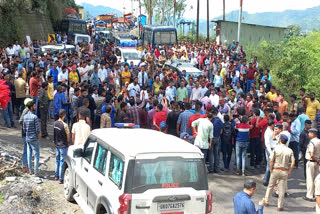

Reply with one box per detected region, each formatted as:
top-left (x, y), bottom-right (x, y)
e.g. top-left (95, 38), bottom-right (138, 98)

top-left (1, 36), bottom-right (320, 213)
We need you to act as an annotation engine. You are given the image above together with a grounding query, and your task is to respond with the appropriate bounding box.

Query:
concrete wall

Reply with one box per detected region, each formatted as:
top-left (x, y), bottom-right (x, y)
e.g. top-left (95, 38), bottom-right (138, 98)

top-left (19, 13), bottom-right (54, 42)
top-left (218, 21), bottom-right (287, 47)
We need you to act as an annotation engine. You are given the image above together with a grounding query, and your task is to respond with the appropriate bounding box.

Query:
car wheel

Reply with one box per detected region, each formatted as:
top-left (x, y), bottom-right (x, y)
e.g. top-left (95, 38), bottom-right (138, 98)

top-left (64, 166), bottom-right (75, 202)
top-left (99, 206), bottom-right (108, 214)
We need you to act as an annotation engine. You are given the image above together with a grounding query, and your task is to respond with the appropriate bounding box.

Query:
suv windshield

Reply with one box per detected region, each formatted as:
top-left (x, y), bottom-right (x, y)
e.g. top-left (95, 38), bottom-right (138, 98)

top-left (125, 157), bottom-right (207, 194)
top-left (123, 52), bottom-right (140, 60)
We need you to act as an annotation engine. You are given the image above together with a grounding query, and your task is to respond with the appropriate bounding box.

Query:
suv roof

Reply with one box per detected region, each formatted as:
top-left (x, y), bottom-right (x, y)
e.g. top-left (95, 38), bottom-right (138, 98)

top-left (91, 128), bottom-right (201, 158)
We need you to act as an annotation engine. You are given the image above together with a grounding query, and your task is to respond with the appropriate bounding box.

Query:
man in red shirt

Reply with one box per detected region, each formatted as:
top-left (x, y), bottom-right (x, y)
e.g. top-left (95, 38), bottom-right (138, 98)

top-left (246, 63), bottom-right (257, 93)
top-left (153, 98), bottom-right (168, 131)
top-left (257, 108), bottom-right (273, 148)
top-left (250, 109), bottom-right (262, 169)
top-left (29, 71), bottom-right (41, 116)
top-left (188, 102), bottom-right (205, 137)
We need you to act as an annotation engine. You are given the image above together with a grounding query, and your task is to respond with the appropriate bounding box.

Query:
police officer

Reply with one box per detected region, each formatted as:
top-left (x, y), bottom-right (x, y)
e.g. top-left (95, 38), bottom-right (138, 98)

top-left (263, 134), bottom-right (295, 211)
top-left (273, 123), bottom-right (283, 143)
top-left (303, 128), bottom-right (320, 202)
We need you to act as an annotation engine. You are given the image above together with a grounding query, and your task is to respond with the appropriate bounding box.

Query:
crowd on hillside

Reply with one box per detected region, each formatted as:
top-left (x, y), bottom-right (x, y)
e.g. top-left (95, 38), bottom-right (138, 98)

top-left (1, 37), bottom-right (320, 213)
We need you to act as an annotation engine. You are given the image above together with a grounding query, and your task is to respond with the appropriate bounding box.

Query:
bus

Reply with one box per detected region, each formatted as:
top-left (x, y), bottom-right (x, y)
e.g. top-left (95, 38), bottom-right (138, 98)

top-left (60, 19), bottom-right (88, 41)
top-left (140, 25), bottom-right (177, 48)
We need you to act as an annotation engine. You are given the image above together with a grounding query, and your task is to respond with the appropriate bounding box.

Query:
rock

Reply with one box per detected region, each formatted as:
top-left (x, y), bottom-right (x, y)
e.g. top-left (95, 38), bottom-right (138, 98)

top-left (1, 152), bottom-right (9, 157)
top-left (8, 195), bottom-right (18, 203)
top-left (34, 177), bottom-right (43, 184)
top-left (5, 176), bottom-right (17, 182)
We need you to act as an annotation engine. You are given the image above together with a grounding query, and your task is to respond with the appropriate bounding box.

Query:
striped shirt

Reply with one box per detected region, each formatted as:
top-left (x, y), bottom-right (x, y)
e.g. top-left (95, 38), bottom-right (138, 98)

top-left (235, 123), bottom-right (250, 142)
top-left (23, 111), bottom-right (40, 141)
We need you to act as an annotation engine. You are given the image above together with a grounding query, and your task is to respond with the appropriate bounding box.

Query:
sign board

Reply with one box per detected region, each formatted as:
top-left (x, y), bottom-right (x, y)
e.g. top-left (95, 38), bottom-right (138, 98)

top-left (48, 34), bottom-right (56, 43)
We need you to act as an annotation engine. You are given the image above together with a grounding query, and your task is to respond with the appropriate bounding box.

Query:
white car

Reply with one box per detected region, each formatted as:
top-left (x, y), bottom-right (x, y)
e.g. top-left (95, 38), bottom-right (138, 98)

top-left (116, 48), bottom-right (141, 66)
top-left (63, 127), bottom-right (212, 214)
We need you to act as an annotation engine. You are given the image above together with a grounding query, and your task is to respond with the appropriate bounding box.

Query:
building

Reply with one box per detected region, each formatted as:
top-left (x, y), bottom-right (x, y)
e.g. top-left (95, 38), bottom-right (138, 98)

top-left (78, 6), bottom-right (84, 20)
top-left (212, 20), bottom-right (288, 47)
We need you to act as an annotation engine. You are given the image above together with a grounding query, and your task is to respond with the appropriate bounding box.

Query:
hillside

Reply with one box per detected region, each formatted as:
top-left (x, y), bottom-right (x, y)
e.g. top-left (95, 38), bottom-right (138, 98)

top-left (80, 3), bottom-right (122, 18)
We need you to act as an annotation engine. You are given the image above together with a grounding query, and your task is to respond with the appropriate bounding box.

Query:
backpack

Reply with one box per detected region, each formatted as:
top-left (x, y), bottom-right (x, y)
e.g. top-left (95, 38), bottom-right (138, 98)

top-left (222, 122), bottom-right (234, 143)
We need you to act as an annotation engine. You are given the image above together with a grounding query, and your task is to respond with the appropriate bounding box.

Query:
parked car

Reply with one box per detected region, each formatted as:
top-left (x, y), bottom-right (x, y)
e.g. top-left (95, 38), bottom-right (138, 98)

top-left (40, 44), bottom-right (75, 55)
top-left (164, 60), bottom-right (203, 79)
top-left (115, 47), bottom-right (140, 65)
top-left (63, 127), bottom-right (212, 214)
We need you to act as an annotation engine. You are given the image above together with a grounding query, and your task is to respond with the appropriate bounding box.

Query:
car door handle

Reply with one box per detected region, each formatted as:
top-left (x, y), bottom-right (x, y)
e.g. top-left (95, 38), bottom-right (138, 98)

top-left (84, 167), bottom-right (88, 172)
top-left (98, 180), bottom-right (103, 186)
top-left (136, 205), bottom-right (150, 209)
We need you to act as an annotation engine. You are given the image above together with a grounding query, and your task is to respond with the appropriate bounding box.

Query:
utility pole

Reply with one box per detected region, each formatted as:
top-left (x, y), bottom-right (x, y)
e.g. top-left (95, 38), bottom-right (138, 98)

top-left (207, 0), bottom-right (209, 42)
top-left (173, 0), bottom-right (176, 27)
top-left (149, 0), bottom-right (152, 24)
top-left (196, 0), bottom-right (199, 43)
top-left (139, 0), bottom-right (141, 38)
top-left (223, 0), bottom-right (225, 20)
top-left (237, 0), bottom-right (243, 43)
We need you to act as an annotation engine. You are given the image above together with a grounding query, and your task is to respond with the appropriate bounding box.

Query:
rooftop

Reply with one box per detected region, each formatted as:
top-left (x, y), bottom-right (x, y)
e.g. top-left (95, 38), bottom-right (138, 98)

top-left (91, 128), bottom-right (201, 158)
top-left (211, 19), bottom-right (288, 29)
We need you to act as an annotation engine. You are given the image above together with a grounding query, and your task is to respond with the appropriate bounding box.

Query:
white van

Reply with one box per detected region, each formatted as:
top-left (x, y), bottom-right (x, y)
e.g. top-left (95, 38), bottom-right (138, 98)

top-left (63, 128), bottom-right (212, 214)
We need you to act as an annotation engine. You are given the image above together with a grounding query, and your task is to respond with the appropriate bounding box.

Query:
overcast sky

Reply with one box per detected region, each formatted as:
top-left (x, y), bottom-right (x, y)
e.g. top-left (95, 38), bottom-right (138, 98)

top-left (75, 0), bottom-right (320, 19)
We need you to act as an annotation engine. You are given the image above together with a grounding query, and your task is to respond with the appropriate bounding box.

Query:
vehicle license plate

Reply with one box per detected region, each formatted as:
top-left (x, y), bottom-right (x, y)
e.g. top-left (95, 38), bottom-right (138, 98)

top-left (158, 202), bottom-right (184, 212)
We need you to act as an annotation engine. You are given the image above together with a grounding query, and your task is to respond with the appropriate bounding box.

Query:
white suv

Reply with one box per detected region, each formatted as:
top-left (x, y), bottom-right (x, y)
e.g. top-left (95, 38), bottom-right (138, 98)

top-left (63, 128), bottom-right (213, 214)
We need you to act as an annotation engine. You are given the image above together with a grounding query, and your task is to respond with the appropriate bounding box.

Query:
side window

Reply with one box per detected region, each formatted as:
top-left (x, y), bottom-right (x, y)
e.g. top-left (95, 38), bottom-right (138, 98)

top-left (108, 153), bottom-right (124, 187)
top-left (93, 144), bottom-right (108, 175)
top-left (83, 137), bottom-right (97, 164)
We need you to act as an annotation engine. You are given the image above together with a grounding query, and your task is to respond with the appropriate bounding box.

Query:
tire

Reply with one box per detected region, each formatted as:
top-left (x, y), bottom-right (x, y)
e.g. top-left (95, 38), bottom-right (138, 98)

top-left (64, 166), bottom-right (76, 202)
top-left (99, 206), bottom-right (108, 214)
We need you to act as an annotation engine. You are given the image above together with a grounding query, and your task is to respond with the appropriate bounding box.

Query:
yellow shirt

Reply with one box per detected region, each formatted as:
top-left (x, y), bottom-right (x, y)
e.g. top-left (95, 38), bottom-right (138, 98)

top-left (153, 81), bottom-right (162, 95)
top-left (69, 71), bottom-right (79, 83)
top-left (220, 68), bottom-right (226, 80)
top-left (121, 70), bottom-right (131, 85)
top-left (305, 98), bottom-right (320, 120)
top-left (47, 82), bottom-right (54, 101)
top-left (265, 91), bottom-right (277, 103)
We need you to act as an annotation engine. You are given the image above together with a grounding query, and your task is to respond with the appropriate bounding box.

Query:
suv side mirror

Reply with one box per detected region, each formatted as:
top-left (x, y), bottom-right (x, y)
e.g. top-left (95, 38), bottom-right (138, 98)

top-left (73, 148), bottom-right (83, 158)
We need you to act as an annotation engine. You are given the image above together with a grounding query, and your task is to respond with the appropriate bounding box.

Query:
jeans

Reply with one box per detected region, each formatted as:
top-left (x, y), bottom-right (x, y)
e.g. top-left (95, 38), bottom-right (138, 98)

top-left (247, 79), bottom-right (255, 93)
top-left (22, 137), bottom-right (28, 168)
top-left (289, 141), bottom-right (299, 167)
top-left (264, 149), bottom-right (271, 185)
top-left (48, 100), bottom-right (53, 118)
top-left (236, 141), bottom-right (249, 173)
top-left (31, 97), bottom-right (38, 117)
top-left (27, 140), bottom-right (40, 174)
top-left (222, 143), bottom-right (232, 169)
top-left (208, 137), bottom-right (220, 172)
top-left (15, 98), bottom-right (25, 118)
top-left (3, 100), bottom-right (14, 126)
top-left (250, 138), bottom-right (262, 167)
top-left (55, 147), bottom-right (68, 181)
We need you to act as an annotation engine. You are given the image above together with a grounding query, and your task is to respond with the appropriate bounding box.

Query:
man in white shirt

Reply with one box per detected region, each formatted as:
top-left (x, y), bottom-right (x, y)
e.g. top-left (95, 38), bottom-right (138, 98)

top-left (72, 110), bottom-right (91, 145)
top-left (58, 66), bottom-right (69, 84)
top-left (190, 81), bottom-right (202, 103)
top-left (264, 120), bottom-right (276, 186)
top-left (138, 66), bottom-right (148, 87)
top-left (98, 63), bottom-right (108, 83)
top-left (6, 44), bottom-right (15, 59)
top-left (13, 41), bottom-right (21, 56)
top-left (209, 89), bottom-right (219, 108)
top-left (165, 81), bottom-right (176, 103)
top-left (127, 77), bottom-right (140, 99)
top-left (79, 62), bottom-right (89, 82)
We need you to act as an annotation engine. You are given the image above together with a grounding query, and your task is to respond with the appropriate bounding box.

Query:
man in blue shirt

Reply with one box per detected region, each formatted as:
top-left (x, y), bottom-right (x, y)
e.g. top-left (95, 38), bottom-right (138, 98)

top-left (234, 179), bottom-right (266, 214)
top-left (209, 108), bottom-right (224, 173)
top-left (101, 95), bottom-right (117, 127)
top-left (49, 62), bottom-right (59, 89)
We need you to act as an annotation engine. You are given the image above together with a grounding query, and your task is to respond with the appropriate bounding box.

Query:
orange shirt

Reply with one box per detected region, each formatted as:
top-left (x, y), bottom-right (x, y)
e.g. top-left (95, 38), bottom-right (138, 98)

top-left (29, 77), bottom-right (40, 97)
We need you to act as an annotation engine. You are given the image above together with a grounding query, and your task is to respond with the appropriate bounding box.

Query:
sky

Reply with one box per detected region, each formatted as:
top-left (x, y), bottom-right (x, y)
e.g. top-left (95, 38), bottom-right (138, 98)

top-left (75, 0), bottom-right (320, 19)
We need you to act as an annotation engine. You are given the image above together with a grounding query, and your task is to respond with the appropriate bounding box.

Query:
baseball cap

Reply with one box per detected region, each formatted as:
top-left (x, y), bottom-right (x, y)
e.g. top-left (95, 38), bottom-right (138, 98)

top-left (160, 121), bottom-right (167, 129)
top-left (180, 132), bottom-right (193, 140)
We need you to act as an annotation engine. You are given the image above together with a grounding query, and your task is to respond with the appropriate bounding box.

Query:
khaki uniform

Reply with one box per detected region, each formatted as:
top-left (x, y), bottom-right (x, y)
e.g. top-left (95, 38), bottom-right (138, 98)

top-left (315, 174), bottom-right (320, 214)
top-left (305, 138), bottom-right (320, 199)
top-left (147, 54), bottom-right (155, 78)
top-left (264, 144), bottom-right (295, 208)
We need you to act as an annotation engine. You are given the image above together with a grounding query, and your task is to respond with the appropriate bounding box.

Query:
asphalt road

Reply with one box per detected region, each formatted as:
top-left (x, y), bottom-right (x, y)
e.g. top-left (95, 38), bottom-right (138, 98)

top-left (0, 118), bottom-right (317, 214)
